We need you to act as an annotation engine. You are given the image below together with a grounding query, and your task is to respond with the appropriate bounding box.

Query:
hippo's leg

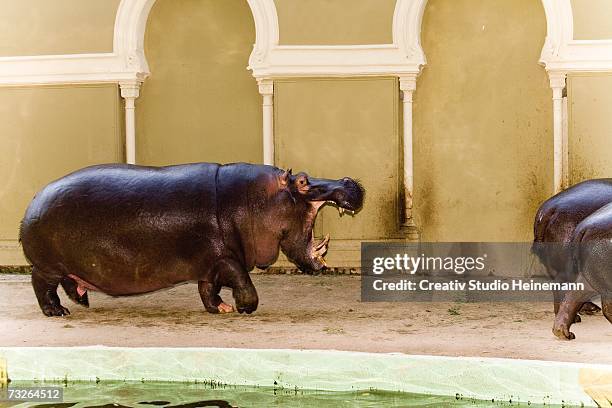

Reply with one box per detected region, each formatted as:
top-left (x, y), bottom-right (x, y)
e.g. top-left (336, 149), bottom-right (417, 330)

top-left (553, 272), bottom-right (585, 322)
top-left (31, 267), bottom-right (70, 317)
top-left (216, 259), bottom-right (259, 315)
top-left (552, 287), bottom-right (597, 340)
top-left (554, 290), bottom-right (583, 323)
top-left (60, 276), bottom-right (89, 308)
top-left (602, 295), bottom-right (612, 324)
top-left (198, 280), bottom-right (234, 314)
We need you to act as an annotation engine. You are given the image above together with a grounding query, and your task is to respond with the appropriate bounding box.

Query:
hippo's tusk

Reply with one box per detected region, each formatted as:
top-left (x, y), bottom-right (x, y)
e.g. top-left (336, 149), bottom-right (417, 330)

top-left (338, 207), bottom-right (344, 216)
top-left (316, 255), bottom-right (328, 268)
top-left (314, 246), bottom-right (328, 257)
top-left (315, 234), bottom-right (330, 250)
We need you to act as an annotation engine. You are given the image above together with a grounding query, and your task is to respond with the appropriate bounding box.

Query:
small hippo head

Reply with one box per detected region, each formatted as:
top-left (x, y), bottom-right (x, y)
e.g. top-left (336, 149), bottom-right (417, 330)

top-left (274, 168), bottom-right (365, 273)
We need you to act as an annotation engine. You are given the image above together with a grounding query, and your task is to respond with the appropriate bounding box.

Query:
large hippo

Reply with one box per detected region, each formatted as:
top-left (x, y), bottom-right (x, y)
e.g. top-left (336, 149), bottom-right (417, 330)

top-left (532, 179), bottom-right (612, 316)
top-left (552, 202), bottom-right (612, 340)
top-left (20, 163), bottom-right (364, 317)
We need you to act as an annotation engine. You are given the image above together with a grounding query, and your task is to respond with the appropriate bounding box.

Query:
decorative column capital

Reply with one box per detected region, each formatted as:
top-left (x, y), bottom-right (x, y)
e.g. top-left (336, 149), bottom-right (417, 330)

top-left (399, 74), bottom-right (418, 93)
top-left (257, 78), bottom-right (273, 96)
top-left (119, 81), bottom-right (142, 99)
top-left (548, 71), bottom-right (566, 87)
top-left (548, 71), bottom-right (567, 99)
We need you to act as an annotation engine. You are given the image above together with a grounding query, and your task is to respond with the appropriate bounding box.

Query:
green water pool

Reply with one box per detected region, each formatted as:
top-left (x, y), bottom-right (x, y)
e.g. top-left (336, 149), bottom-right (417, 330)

top-left (2, 381), bottom-right (553, 408)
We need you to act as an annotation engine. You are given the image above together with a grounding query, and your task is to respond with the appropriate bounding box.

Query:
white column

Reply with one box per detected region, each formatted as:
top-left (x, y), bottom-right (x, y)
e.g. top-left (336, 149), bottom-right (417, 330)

top-left (549, 72), bottom-right (566, 194)
top-left (562, 95), bottom-right (569, 189)
top-left (258, 79), bottom-right (274, 166)
top-left (400, 74), bottom-right (417, 226)
top-left (119, 81), bottom-right (141, 165)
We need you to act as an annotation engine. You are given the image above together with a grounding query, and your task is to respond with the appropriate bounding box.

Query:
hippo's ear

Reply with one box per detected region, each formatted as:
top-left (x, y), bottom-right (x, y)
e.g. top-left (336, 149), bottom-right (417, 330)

top-left (279, 168), bottom-right (292, 186)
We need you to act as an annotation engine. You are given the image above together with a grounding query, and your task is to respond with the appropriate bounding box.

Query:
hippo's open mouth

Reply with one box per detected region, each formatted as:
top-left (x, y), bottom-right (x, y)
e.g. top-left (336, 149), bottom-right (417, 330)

top-left (304, 179), bottom-right (365, 270)
top-left (279, 171), bottom-right (364, 273)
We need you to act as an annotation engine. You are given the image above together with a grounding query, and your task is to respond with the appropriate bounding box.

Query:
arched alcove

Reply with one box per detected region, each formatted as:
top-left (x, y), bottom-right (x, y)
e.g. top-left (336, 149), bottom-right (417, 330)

top-left (134, 0), bottom-right (263, 165)
top-left (412, 0), bottom-right (553, 241)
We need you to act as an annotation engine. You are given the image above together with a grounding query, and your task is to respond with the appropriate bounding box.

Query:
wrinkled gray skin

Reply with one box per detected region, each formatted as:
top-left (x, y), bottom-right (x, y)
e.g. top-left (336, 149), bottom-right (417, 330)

top-left (552, 202), bottom-right (612, 340)
top-left (20, 163), bottom-right (364, 317)
top-left (532, 179), bottom-right (612, 319)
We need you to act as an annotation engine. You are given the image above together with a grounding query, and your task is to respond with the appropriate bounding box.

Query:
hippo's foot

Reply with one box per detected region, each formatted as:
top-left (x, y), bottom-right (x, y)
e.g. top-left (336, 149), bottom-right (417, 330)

top-left (579, 302), bottom-right (601, 315)
top-left (202, 296), bottom-right (235, 314)
top-left (32, 267), bottom-right (71, 317)
top-left (236, 303), bottom-right (257, 315)
top-left (552, 294), bottom-right (594, 340)
top-left (198, 280), bottom-right (236, 314)
top-left (234, 282), bottom-right (259, 315)
top-left (42, 304), bottom-right (71, 317)
top-left (217, 302), bottom-right (235, 314)
top-left (552, 322), bottom-right (575, 340)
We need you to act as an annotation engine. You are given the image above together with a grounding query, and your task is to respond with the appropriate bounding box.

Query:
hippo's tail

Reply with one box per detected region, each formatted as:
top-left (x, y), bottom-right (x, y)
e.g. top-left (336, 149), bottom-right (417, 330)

top-left (18, 218), bottom-right (32, 265)
top-left (531, 204), bottom-right (555, 260)
top-left (18, 218), bottom-right (24, 244)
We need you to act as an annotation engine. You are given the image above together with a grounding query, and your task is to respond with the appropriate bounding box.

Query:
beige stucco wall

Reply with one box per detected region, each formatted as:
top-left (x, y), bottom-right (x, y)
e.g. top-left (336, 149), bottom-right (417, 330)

top-left (136, 0), bottom-right (262, 165)
top-left (568, 74), bottom-right (612, 182)
top-left (0, 0), bottom-right (120, 56)
top-left (571, 0), bottom-right (612, 40)
top-left (413, 0), bottom-right (553, 242)
top-left (275, 78), bottom-right (400, 241)
top-left (274, 0), bottom-right (395, 45)
top-left (0, 85), bottom-right (121, 263)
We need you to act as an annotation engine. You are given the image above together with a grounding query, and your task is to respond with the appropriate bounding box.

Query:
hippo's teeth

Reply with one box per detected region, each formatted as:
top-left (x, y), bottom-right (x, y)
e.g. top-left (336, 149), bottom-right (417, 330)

top-left (314, 245), bottom-right (328, 257)
top-left (338, 207), bottom-right (344, 216)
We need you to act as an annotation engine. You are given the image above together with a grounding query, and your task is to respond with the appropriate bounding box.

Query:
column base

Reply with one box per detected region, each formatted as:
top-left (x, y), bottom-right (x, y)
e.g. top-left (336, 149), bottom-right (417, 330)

top-left (400, 220), bottom-right (420, 241)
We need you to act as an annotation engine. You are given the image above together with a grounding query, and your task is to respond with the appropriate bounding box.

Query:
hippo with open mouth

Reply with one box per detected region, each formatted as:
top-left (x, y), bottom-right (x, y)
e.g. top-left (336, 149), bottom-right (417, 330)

top-left (20, 163), bottom-right (364, 317)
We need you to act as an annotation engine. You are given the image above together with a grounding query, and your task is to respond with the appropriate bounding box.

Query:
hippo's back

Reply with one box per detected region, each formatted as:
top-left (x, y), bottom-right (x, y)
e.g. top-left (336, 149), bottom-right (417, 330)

top-left (570, 202), bottom-right (612, 294)
top-left (532, 179), bottom-right (612, 275)
top-left (20, 163), bottom-right (222, 293)
top-left (534, 178), bottom-right (612, 244)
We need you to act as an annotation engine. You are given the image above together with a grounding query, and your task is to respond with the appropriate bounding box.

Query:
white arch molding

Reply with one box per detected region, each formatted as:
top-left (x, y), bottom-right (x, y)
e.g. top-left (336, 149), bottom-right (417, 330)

top-left (1, 0), bottom-right (611, 223)
top-left (112, 0), bottom-right (279, 164)
top-left (115, 0), bottom-right (575, 183)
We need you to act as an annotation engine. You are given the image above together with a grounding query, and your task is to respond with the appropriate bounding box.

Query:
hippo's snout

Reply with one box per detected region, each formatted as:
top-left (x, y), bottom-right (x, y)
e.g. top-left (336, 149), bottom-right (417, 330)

top-left (306, 177), bottom-right (365, 214)
top-left (333, 177), bottom-right (365, 212)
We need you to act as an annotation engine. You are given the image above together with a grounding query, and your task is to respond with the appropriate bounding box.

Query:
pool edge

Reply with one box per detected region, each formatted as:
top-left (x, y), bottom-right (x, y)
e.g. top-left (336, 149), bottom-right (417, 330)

top-left (1, 347), bottom-right (610, 407)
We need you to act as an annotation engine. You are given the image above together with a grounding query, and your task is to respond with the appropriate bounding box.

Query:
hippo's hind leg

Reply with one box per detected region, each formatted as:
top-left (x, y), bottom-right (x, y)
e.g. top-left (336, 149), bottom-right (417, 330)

top-left (552, 286), bottom-right (597, 340)
top-left (60, 276), bottom-right (89, 308)
top-left (31, 266), bottom-right (70, 317)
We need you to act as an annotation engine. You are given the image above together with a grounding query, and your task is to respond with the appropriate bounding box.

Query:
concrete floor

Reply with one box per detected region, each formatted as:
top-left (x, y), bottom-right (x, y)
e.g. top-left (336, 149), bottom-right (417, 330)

top-left (1, 274), bottom-right (610, 364)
